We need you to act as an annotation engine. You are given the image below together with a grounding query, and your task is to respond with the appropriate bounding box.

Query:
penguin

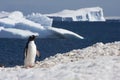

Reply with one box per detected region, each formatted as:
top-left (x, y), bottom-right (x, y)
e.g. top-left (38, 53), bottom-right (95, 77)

top-left (24, 35), bottom-right (40, 68)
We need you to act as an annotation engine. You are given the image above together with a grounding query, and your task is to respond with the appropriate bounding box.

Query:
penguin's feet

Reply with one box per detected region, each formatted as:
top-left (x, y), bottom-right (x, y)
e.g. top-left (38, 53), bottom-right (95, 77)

top-left (29, 65), bottom-right (34, 68)
top-left (25, 65), bottom-right (35, 69)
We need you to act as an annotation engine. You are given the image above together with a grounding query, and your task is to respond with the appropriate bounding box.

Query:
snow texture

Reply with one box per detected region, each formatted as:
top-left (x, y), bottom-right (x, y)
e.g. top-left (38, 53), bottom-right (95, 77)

top-left (0, 41), bottom-right (120, 80)
top-left (0, 11), bottom-right (83, 39)
top-left (26, 13), bottom-right (53, 28)
top-left (45, 7), bottom-right (106, 21)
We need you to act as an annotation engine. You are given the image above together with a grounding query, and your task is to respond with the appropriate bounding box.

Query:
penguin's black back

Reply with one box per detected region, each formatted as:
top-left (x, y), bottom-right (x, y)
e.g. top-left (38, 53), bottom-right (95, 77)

top-left (24, 35), bottom-right (36, 57)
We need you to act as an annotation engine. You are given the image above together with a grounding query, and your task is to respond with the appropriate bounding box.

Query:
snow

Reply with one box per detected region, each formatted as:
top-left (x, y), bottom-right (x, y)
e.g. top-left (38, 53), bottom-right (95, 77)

top-left (50, 27), bottom-right (84, 39)
top-left (0, 11), bottom-right (9, 18)
top-left (0, 27), bottom-right (39, 38)
top-left (45, 7), bottom-right (106, 21)
top-left (26, 13), bottom-right (53, 28)
top-left (0, 11), bottom-right (83, 39)
top-left (0, 41), bottom-right (120, 80)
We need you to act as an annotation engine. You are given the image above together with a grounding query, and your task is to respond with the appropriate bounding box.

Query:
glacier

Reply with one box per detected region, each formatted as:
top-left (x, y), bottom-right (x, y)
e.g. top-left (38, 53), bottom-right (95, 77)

top-left (0, 11), bottom-right (84, 39)
top-left (45, 7), bottom-right (106, 22)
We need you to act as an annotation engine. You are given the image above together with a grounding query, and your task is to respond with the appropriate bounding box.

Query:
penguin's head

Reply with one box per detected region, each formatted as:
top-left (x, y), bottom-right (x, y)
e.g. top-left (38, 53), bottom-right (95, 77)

top-left (28, 35), bottom-right (36, 41)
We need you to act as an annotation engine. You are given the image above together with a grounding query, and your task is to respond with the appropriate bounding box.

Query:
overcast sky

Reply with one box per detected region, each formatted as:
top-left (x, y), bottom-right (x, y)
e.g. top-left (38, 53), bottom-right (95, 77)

top-left (0, 0), bottom-right (119, 16)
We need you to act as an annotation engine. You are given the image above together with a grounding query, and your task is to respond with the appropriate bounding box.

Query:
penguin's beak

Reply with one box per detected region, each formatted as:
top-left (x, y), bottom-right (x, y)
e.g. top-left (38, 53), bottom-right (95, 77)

top-left (35, 35), bottom-right (38, 37)
top-left (31, 35), bottom-right (38, 39)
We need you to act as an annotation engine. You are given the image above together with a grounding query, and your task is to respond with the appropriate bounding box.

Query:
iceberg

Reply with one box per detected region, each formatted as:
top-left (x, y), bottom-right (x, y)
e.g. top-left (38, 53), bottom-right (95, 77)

top-left (0, 11), bottom-right (84, 39)
top-left (45, 7), bottom-right (106, 22)
top-left (0, 27), bottom-right (39, 38)
top-left (26, 13), bottom-right (53, 28)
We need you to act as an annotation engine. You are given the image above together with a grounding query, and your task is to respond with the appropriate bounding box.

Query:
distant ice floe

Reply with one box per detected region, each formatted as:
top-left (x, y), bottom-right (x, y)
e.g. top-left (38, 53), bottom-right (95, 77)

top-left (105, 16), bottom-right (120, 20)
top-left (0, 42), bottom-right (120, 80)
top-left (0, 11), bottom-right (83, 39)
top-left (45, 7), bottom-right (106, 22)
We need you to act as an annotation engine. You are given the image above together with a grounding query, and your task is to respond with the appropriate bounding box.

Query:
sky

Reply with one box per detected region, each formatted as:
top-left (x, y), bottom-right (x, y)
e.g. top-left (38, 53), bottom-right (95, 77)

top-left (0, 0), bottom-right (119, 16)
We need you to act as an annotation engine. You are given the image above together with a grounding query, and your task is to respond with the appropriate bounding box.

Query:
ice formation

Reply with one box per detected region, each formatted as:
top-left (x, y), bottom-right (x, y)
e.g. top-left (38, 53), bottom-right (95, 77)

top-left (0, 27), bottom-right (39, 38)
top-left (105, 16), bottom-right (120, 20)
top-left (0, 41), bottom-right (120, 80)
top-left (45, 7), bottom-right (106, 21)
top-left (0, 11), bottom-right (83, 39)
top-left (26, 13), bottom-right (53, 27)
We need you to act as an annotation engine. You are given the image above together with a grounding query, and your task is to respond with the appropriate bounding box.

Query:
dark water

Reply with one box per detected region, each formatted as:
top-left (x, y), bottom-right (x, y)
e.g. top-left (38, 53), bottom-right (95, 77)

top-left (53, 21), bottom-right (120, 42)
top-left (0, 21), bottom-right (120, 67)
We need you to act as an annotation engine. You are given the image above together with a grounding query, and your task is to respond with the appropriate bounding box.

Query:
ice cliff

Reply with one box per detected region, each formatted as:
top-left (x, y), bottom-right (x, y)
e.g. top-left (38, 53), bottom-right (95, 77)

top-left (45, 7), bottom-right (106, 21)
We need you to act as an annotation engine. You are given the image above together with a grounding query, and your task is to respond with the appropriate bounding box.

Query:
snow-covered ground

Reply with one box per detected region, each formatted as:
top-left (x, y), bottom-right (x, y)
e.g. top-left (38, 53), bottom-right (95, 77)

top-left (0, 41), bottom-right (120, 80)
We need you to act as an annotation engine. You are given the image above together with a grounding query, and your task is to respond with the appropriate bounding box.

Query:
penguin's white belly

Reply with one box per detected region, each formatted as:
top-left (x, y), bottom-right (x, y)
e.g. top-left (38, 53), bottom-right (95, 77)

top-left (24, 42), bottom-right (36, 67)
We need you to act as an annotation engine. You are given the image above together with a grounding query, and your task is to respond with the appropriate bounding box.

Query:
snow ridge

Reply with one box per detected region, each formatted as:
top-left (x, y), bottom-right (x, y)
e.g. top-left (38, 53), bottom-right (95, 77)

top-left (36, 41), bottom-right (120, 68)
top-left (0, 41), bottom-right (120, 80)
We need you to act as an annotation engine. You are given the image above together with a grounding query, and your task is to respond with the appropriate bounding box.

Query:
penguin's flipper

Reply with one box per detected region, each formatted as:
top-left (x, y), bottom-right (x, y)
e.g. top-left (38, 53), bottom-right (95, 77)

top-left (36, 50), bottom-right (40, 57)
top-left (24, 48), bottom-right (28, 58)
